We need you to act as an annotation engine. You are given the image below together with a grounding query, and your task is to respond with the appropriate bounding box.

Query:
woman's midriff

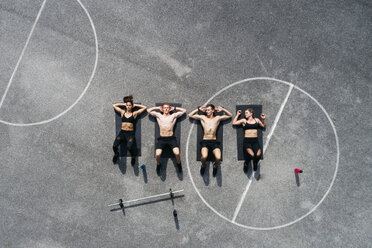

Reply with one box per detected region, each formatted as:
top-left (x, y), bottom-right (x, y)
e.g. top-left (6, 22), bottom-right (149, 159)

top-left (121, 122), bottom-right (134, 131)
top-left (244, 129), bottom-right (258, 138)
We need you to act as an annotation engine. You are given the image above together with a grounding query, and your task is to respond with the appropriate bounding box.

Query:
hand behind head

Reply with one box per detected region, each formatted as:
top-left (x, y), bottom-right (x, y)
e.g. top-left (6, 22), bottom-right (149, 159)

top-left (215, 106), bottom-right (222, 112)
top-left (200, 106), bottom-right (207, 112)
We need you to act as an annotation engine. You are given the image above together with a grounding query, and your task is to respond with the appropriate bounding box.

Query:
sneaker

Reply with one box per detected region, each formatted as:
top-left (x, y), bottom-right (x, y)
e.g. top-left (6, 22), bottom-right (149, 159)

top-left (212, 165), bottom-right (217, 177)
top-left (200, 166), bottom-right (206, 175)
top-left (112, 154), bottom-right (119, 164)
top-left (156, 164), bottom-right (161, 175)
top-left (177, 163), bottom-right (182, 173)
top-left (255, 172), bottom-right (260, 181)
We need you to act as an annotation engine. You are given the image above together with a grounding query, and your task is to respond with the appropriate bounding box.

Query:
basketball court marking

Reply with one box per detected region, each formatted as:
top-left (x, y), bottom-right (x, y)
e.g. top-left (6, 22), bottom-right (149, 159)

top-left (231, 83), bottom-right (294, 222)
top-left (0, 0), bottom-right (98, 127)
top-left (0, 0), bottom-right (48, 110)
top-left (185, 77), bottom-right (339, 230)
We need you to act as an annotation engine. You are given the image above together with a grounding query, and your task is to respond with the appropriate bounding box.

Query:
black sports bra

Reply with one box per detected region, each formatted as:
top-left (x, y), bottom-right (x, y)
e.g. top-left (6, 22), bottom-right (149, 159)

top-left (243, 120), bottom-right (259, 130)
top-left (122, 113), bottom-right (135, 124)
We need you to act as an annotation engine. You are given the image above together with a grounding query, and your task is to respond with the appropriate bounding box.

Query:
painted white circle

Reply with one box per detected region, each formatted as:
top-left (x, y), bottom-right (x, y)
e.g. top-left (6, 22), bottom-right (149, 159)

top-left (185, 77), bottom-right (339, 230)
top-left (0, 0), bottom-right (99, 127)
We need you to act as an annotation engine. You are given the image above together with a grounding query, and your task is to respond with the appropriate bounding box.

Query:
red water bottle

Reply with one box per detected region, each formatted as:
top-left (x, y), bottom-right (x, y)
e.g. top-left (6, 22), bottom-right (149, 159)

top-left (294, 168), bottom-right (303, 173)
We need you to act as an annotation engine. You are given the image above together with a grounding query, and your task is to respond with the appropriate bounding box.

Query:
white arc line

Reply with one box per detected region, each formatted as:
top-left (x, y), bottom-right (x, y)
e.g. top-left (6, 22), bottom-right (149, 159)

top-left (0, 0), bottom-right (99, 126)
top-left (231, 84), bottom-right (294, 223)
top-left (0, 0), bottom-right (48, 109)
top-left (185, 77), bottom-right (339, 230)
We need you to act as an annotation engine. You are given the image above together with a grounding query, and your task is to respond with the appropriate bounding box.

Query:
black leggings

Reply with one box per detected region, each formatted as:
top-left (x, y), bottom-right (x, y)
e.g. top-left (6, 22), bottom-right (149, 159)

top-left (243, 138), bottom-right (261, 171)
top-left (113, 130), bottom-right (137, 156)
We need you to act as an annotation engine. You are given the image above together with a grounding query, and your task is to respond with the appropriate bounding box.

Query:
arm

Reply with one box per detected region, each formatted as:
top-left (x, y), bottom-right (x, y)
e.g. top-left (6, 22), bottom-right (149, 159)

top-left (147, 106), bottom-right (161, 118)
top-left (188, 108), bottom-right (203, 120)
top-left (112, 103), bottom-right (125, 115)
top-left (232, 110), bottom-right (245, 125)
top-left (216, 106), bottom-right (233, 121)
top-left (256, 114), bottom-right (266, 128)
top-left (133, 104), bottom-right (147, 118)
top-left (172, 106), bottom-right (187, 118)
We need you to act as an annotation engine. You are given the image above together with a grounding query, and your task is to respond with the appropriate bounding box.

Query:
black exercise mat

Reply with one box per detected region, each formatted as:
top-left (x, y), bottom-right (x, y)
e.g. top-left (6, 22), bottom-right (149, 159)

top-left (196, 111), bottom-right (225, 161)
top-left (114, 103), bottom-right (142, 157)
top-left (235, 105), bottom-right (264, 160)
top-left (152, 103), bottom-right (183, 158)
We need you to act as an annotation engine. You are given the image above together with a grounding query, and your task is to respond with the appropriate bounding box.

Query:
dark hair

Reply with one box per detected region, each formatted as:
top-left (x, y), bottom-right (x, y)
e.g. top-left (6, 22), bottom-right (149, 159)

top-left (245, 108), bottom-right (255, 118)
top-left (206, 104), bottom-right (215, 110)
top-left (162, 102), bottom-right (170, 107)
top-left (123, 95), bottom-right (133, 104)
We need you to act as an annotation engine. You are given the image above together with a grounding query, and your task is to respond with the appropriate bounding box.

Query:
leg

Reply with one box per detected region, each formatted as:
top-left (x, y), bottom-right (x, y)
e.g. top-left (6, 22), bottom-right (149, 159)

top-left (256, 148), bottom-right (262, 158)
top-left (201, 147), bottom-right (209, 167)
top-left (155, 149), bottom-right (163, 166)
top-left (245, 148), bottom-right (254, 164)
top-left (253, 148), bottom-right (262, 171)
top-left (212, 148), bottom-right (221, 166)
top-left (155, 149), bottom-right (163, 174)
top-left (127, 137), bottom-right (135, 154)
top-left (244, 148), bottom-right (254, 173)
top-left (172, 147), bottom-right (181, 164)
top-left (200, 147), bottom-right (208, 175)
top-left (172, 147), bottom-right (182, 173)
top-left (113, 136), bottom-right (122, 156)
top-left (127, 136), bottom-right (137, 165)
top-left (112, 133), bottom-right (124, 163)
top-left (246, 148), bottom-right (255, 157)
top-left (212, 148), bottom-right (221, 177)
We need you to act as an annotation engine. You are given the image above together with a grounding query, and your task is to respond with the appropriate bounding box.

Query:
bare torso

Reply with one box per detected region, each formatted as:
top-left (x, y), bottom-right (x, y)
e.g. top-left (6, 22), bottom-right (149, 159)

top-left (200, 116), bottom-right (220, 140)
top-left (244, 118), bottom-right (259, 138)
top-left (121, 112), bottom-right (134, 131)
top-left (157, 114), bottom-right (178, 137)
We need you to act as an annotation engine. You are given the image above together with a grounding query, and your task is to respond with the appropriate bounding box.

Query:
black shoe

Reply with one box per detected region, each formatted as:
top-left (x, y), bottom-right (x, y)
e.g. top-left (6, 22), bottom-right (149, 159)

top-left (212, 165), bottom-right (217, 177)
top-left (255, 171), bottom-right (260, 181)
top-left (131, 157), bottom-right (136, 166)
top-left (156, 164), bottom-right (161, 175)
top-left (177, 163), bottom-right (182, 173)
top-left (112, 154), bottom-right (119, 164)
top-left (200, 166), bottom-right (206, 175)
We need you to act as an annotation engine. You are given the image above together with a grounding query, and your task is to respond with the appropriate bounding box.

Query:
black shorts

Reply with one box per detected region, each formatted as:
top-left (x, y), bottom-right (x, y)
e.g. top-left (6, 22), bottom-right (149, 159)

top-left (200, 139), bottom-right (221, 151)
top-left (156, 136), bottom-right (178, 150)
top-left (243, 137), bottom-right (261, 156)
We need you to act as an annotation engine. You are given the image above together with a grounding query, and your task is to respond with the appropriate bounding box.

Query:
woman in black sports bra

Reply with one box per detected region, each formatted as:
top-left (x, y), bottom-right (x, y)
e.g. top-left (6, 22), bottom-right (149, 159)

top-left (112, 95), bottom-right (147, 164)
top-left (232, 108), bottom-right (266, 173)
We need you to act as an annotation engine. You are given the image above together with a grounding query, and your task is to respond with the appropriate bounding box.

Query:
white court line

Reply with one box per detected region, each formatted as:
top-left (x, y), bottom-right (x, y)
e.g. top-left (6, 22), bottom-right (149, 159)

top-left (0, 0), bottom-right (48, 110)
top-left (231, 83), bottom-right (294, 223)
top-left (185, 77), bottom-right (339, 230)
top-left (263, 84), bottom-right (294, 152)
top-left (0, 0), bottom-right (99, 126)
top-left (231, 174), bottom-right (253, 222)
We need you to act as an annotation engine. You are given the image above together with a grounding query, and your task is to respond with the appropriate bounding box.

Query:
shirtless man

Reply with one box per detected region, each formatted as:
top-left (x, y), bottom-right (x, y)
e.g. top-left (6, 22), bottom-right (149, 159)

top-left (189, 104), bottom-right (232, 176)
top-left (147, 103), bottom-right (187, 174)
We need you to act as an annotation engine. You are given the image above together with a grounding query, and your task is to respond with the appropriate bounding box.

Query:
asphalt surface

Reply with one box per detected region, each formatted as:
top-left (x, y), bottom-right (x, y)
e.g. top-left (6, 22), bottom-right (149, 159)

top-left (0, 0), bottom-right (371, 247)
